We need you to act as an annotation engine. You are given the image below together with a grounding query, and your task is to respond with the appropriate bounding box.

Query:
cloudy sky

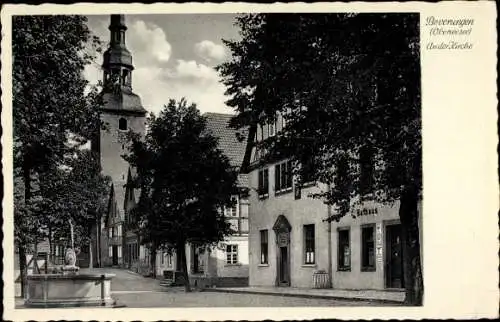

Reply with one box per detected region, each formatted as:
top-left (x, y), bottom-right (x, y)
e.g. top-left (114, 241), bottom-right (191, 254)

top-left (84, 14), bottom-right (241, 115)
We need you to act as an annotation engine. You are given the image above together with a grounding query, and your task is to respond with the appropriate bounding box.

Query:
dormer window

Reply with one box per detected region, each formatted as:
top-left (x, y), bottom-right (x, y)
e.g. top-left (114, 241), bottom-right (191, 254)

top-left (119, 118), bottom-right (127, 131)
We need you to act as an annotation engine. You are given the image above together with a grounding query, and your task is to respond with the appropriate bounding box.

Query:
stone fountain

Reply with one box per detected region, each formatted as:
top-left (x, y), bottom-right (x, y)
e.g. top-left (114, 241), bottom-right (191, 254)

top-left (25, 220), bottom-right (116, 308)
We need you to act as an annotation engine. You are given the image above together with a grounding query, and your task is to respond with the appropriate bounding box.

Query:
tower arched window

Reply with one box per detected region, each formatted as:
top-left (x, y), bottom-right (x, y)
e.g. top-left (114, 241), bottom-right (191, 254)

top-left (119, 118), bottom-right (127, 131)
top-left (122, 70), bottom-right (129, 86)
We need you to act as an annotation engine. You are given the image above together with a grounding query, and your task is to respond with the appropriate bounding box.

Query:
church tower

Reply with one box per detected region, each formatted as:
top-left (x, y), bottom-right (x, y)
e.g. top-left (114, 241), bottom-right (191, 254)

top-left (94, 15), bottom-right (146, 267)
top-left (98, 14), bottom-right (146, 193)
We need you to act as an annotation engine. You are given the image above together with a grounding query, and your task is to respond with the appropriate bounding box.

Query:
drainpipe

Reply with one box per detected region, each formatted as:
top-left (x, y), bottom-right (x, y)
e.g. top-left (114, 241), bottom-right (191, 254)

top-left (327, 183), bottom-right (333, 288)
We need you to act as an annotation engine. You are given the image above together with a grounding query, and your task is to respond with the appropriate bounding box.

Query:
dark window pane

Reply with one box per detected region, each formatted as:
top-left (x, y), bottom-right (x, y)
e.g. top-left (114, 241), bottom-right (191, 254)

top-left (338, 229), bottom-right (351, 270)
top-left (362, 226), bottom-right (375, 270)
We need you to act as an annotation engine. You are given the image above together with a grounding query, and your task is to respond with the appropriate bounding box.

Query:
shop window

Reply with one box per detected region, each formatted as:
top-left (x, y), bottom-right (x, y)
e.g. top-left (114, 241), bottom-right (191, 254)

top-left (260, 230), bottom-right (268, 264)
top-left (338, 228), bottom-right (351, 271)
top-left (226, 244), bottom-right (238, 264)
top-left (258, 168), bottom-right (269, 198)
top-left (275, 160), bottom-right (293, 193)
top-left (304, 224), bottom-right (315, 264)
top-left (119, 118), bottom-right (128, 131)
top-left (361, 225), bottom-right (376, 271)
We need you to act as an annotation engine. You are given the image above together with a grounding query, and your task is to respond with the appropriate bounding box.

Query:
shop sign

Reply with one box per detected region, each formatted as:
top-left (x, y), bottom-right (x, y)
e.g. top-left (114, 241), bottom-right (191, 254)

top-left (356, 208), bottom-right (378, 216)
top-left (376, 246), bottom-right (383, 262)
top-left (376, 223), bottom-right (383, 246)
top-left (277, 232), bottom-right (289, 247)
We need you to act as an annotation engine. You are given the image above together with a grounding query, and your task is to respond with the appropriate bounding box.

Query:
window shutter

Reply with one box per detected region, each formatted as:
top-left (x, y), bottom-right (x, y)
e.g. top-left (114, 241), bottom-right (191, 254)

top-left (264, 169), bottom-right (269, 194)
top-left (287, 161), bottom-right (293, 188)
top-left (275, 164), bottom-right (280, 191)
top-left (258, 170), bottom-right (263, 193)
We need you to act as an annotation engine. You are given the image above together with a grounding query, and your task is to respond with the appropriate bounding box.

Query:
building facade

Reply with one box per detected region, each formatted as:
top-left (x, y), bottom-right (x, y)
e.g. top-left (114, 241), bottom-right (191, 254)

top-left (91, 14), bottom-right (147, 268)
top-left (245, 112), bottom-right (422, 290)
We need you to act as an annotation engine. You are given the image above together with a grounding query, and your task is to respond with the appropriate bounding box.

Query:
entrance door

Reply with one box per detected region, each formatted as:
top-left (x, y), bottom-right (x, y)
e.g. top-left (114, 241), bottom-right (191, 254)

top-left (278, 246), bottom-right (290, 286)
top-left (385, 224), bottom-right (404, 288)
top-left (112, 245), bottom-right (118, 266)
top-left (273, 215), bottom-right (292, 287)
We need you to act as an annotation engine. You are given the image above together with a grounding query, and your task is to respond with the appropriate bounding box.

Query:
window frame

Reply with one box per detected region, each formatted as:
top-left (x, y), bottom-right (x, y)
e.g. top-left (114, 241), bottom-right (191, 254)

top-left (303, 224), bottom-right (316, 265)
top-left (361, 224), bottom-right (376, 272)
top-left (226, 244), bottom-right (239, 265)
top-left (268, 119), bottom-right (276, 137)
top-left (224, 196), bottom-right (239, 217)
top-left (260, 230), bottom-right (269, 264)
top-left (275, 160), bottom-right (293, 194)
top-left (258, 168), bottom-right (269, 199)
top-left (337, 227), bottom-right (351, 271)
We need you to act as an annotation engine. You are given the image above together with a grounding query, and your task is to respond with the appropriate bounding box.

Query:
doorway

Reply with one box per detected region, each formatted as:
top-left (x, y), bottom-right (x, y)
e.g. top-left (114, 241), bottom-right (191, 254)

top-left (273, 215), bottom-right (292, 287)
top-left (112, 245), bottom-right (118, 266)
top-left (278, 246), bottom-right (290, 286)
top-left (385, 224), bottom-right (405, 289)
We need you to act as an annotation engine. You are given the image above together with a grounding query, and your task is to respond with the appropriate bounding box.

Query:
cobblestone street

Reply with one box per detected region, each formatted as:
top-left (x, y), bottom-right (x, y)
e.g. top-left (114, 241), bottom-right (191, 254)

top-left (85, 268), bottom-right (392, 307)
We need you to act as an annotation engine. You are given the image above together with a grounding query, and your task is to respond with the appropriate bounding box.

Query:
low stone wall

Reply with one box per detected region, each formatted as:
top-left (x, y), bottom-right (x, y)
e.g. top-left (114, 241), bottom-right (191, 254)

top-left (25, 273), bottom-right (115, 308)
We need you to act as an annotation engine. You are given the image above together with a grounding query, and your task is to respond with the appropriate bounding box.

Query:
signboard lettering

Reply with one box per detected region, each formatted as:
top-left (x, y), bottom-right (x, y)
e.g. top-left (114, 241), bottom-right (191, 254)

top-left (356, 208), bottom-right (378, 216)
top-left (278, 232), bottom-right (289, 247)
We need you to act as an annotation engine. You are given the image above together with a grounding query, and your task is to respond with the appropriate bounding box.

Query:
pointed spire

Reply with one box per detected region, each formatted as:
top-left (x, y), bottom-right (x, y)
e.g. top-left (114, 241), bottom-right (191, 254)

top-left (109, 15), bottom-right (127, 47)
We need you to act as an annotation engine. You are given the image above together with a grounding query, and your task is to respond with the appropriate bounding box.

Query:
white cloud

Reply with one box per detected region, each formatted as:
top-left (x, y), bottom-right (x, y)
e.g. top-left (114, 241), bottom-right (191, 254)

top-left (85, 18), bottom-right (233, 117)
top-left (128, 20), bottom-right (172, 65)
top-left (133, 60), bottom-right (232, 116)
top-left (165, 59), bottom-right (219, 82)
top-left (194, 40), bottom-right (227, 63)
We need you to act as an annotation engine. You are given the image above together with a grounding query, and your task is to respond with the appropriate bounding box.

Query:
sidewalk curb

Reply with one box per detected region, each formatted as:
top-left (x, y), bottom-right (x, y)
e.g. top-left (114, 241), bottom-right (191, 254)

top-left (202, 288), bottom-right (405, 305)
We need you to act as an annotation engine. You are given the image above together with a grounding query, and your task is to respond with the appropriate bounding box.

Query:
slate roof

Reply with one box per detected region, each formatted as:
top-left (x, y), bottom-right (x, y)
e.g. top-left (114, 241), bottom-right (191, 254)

top-left (203, 113), bottom-right (248, 168)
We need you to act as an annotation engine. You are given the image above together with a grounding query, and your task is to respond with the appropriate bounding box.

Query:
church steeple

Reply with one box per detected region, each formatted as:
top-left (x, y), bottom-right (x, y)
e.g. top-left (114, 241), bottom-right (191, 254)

top-left (100, 14), bottom-right (146, 114)
top-left (102, 14), bottom-right (134, 92)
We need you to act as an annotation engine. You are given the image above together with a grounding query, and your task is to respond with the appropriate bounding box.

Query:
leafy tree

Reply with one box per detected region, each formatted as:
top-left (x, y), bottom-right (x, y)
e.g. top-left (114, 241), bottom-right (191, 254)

top-left (218, 13), bottom-right (423, 305)
top-left (125, 99), bottom-right (238, 291)
top-left (37, 150), bottom-right (110, 266)
top-left (13, 15), bottom-right (103, 295)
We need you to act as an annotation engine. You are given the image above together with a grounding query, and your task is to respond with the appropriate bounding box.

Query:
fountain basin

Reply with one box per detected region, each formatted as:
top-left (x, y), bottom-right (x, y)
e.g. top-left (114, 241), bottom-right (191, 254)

top-left (25, 273), bottom-right (116, 308)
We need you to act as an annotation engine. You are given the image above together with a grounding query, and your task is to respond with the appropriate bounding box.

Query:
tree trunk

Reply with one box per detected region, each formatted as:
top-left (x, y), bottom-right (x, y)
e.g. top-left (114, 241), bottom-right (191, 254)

top-left (89, 239), bottom-right (93, 270)
top-left (20, 163), bottom-right (31, 297)
top-left (97, 217), bottom-right (102, 268)
top-left (33, 236), bottom-right (39, 274)
top-left (179, 244), bottom-right (191, 292)
top-left (18, 243), bottom-right (27, 298)
top-left (399, 185), bottom-right (424, 305)
top-left (150, 244), bottom-right (157, 279)
top-left (48, 226), bottom-right (53, 264)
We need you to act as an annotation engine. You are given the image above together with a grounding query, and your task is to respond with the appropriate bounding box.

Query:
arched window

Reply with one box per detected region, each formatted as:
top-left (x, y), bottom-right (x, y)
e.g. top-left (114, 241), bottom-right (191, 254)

top-left (119, 118), bottom-right (127, 131)
top-left (122, 70), bottom-right (129, 85)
